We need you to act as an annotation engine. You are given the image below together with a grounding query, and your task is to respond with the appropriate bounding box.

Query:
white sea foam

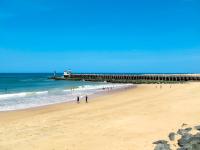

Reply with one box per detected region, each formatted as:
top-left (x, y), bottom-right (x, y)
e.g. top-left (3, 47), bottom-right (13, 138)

top-left (0, 91), bottom-right (48, 100)
top-left (0, 92), bottom-right (27, 100)
top-left (0, 83), bottom-right (133, 111)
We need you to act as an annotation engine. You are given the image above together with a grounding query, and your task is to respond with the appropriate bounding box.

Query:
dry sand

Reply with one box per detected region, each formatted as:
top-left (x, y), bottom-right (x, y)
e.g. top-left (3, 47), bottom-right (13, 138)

top-left (0, 83), bottom-right (200, 150)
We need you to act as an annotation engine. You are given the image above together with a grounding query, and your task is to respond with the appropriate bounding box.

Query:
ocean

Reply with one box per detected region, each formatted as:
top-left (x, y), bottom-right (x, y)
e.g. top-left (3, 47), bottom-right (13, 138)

top-left (0, 73), bottom-right (132, 111)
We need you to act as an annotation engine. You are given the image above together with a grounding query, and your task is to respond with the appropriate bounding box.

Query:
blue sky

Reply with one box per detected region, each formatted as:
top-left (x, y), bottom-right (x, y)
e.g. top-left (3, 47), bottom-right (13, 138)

top-left (0, 0), bottom-right (199, 73)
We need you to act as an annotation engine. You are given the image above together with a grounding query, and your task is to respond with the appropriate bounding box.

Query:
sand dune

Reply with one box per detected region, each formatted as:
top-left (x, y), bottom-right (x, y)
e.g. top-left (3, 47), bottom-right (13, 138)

top-left (0, 83), bottom-right (200, 150)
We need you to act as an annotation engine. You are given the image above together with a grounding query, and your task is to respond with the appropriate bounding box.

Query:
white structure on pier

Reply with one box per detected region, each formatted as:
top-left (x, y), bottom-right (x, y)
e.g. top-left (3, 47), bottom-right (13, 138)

top-left (64, 70), bottom-right (72, 77)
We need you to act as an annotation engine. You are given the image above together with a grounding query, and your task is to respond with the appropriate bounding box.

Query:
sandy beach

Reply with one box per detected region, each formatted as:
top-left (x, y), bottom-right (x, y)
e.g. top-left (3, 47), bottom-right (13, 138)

top-left (0, 82), bottom-right (200, 150)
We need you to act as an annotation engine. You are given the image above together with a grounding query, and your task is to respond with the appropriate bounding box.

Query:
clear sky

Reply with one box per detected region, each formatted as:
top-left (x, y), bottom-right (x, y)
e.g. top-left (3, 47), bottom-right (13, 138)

top-left (0, 0), bottom-right (199, 73)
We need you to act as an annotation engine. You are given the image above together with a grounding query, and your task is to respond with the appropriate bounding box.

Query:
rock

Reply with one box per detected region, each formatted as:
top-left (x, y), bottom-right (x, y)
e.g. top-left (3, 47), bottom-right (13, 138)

top-left (187, 137), bottom-right (200, 150)
top-left (194, 125), bottom-right (200, 131)
top-left (153, 140), bottom-right (171, 150)
top-left (177, 148), bottom-right (187, 150)
top-left (168, 132), bottom-right (176, 141)
top-left (180, 137), bottom-right (200, 150)
top-left (177, 129), bottom-right (184, 136)
top-left (154, 143), bottom-right (171, 150)
top-left (178, 134), bottom-right (193, 147)
top-left (153, 140), bottom-right (168, 145)
top-left (178, 134), bottom-right (200, 149)
top-left (194, 132), bottom-right (200, 138)
top-left (177, 128), bottom-right (192, 136)
top-left (185, 128), bottom-right (192, 132)
top-left (153, 124), bottom-right (200, 150)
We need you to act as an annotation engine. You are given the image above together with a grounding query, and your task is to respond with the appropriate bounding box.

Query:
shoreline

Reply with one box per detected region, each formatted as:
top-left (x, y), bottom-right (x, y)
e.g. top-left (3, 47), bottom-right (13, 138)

top-left (0, 83), bottom-right (134, 112)
top-left (1, 82), bottom-right (200, 149)
top-left (0, 85), bottom-right (135, 118)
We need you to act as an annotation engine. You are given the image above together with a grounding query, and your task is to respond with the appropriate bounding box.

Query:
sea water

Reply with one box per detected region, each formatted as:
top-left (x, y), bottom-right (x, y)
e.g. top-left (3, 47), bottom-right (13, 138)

top-left (0, 73), bottom-right (132, 111)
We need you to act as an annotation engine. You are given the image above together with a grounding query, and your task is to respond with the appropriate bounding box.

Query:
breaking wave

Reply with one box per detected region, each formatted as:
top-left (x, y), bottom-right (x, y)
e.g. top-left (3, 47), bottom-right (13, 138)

top-left (0, 83), bottom-right (133, 111)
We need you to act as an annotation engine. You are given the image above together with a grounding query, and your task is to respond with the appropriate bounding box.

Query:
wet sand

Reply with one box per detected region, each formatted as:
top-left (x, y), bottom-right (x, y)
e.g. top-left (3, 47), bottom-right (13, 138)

top-left (0, 82), bottom-right (200, 150)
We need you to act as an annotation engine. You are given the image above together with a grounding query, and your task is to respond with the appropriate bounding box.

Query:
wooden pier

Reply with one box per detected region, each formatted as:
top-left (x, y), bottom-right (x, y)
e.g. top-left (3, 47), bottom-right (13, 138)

top-left (60, 73), bottom-right (200, 83)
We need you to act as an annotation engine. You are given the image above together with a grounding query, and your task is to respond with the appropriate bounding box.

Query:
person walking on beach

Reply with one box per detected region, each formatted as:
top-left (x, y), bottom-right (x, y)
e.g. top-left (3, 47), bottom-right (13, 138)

top-left (77, 96), bottom-right (80, 104)
top-left (85, 95), bottom-right (88, 103)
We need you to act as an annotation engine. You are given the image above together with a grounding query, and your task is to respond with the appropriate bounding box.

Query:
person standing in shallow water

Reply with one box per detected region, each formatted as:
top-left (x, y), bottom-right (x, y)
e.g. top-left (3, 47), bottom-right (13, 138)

top-left (85, 95), bottom-right (88, 103)
top-left (77, 96), bottom-right (80, 104)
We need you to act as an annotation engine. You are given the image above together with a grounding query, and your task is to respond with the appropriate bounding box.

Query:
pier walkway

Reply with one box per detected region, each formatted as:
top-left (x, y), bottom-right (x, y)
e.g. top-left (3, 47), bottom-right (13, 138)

top-left (61, 73), bottom-right (200, 83)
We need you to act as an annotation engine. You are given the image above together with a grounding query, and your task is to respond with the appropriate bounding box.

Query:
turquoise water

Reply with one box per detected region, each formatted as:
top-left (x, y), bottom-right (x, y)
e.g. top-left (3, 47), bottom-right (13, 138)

top-left (0, 73), bottom-right (132, 111)
top-left (0, 73), bottom-right (100, 94)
